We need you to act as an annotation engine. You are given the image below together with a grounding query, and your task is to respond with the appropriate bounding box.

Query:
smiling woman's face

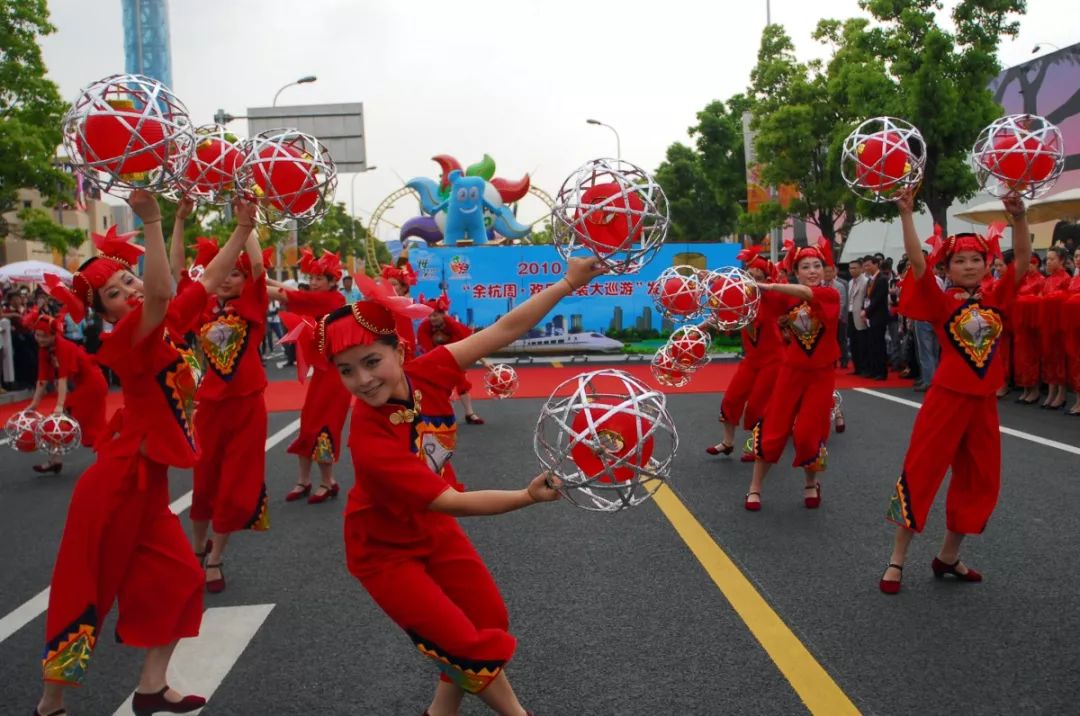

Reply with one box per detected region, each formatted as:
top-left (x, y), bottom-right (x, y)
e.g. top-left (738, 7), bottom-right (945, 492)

top-left (333, 340), bottom-right (408, 406)
top-left (98, 269), bottom-right (144, 322)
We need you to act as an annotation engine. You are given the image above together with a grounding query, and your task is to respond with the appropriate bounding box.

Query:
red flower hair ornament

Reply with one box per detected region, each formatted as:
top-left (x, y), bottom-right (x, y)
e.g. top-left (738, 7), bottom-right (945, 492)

top-left (781, 237), bottom-right (833, 275)
top-left (380, 262), bottom-right (417, 287)
top-left (298, 248), bottom-right (343, 282)
top-left (43, 226), bottom-right (145, 322)
top-left (736, 245), bottom-right (779, 281)
top-left (925, 223), bottom-right (1004, 268)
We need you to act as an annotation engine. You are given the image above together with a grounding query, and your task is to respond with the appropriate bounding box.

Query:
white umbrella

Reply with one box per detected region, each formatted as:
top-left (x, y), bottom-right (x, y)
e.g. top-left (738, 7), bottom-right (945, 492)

top-left (0, 260), bottom-right (73, 284)
top-left (954, 199), bottom-right (1010, 226)
top-left (1026, 187), bottom-right (1080, 225)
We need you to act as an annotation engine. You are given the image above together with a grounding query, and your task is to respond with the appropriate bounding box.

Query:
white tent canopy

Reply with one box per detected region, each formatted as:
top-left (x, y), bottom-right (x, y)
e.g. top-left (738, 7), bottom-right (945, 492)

top-left (0, 260), bottom-right (73, 284)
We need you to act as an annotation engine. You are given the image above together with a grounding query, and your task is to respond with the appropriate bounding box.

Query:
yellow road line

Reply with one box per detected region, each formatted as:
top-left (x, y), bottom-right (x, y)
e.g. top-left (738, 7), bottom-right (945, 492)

top-left (551, 361), bottom-right (563, 368)
top-left (652, 485), bottom-right (860, 715)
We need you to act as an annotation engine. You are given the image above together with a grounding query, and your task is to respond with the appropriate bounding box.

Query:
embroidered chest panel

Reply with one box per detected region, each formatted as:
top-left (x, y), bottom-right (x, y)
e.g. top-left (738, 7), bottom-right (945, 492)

top-left (944, 301), bottom-right (1003, 378)
top-left (389, 389), bottom-right (458, 476)
top-left (156, 330), bottom-right (199, 450)
top-left (199, 312), bottom-right (250, 380)
top-left (787, 302), bottom-right (824, 355)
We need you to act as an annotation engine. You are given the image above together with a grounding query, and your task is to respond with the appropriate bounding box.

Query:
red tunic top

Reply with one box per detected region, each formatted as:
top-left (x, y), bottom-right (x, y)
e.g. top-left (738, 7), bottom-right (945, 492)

top-left (96, 282), bottom-right (208, 467)
top-left (740, 294), bottom-right (784, 365)
top-left (37, 335), bottom-right (101, 386)
top-left (283, 288), bottom-right (345, 319)
top-left (196, 274), bottom-right (268, 401)
top-left (899, 265), bottom-right (1019, 397)
top-left (1039, 269), bottom-right (1072, 353)
top-left (417, 315), bottom-right (471, 353)
top-left (345, 346), bottom-right (465, 551)
top-left (1013, 268), bottom-right (1045, 332)
top-left (764, 286), bottom-right (841, 369)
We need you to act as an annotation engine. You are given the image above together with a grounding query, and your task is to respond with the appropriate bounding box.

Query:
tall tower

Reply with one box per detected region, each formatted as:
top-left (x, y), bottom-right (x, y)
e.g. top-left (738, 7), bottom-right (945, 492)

top-left (122, 0), bottom-right (173, 88)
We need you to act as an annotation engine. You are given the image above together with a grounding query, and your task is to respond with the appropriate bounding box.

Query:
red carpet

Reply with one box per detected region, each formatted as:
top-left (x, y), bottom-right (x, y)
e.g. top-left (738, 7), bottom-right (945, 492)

top-left (0, 363), bottom-right (911, 423)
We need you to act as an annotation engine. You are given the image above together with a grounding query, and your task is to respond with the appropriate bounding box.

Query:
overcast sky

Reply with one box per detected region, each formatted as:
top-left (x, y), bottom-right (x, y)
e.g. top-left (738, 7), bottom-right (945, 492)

top-left (40, 0), bottom-right (1075, 241)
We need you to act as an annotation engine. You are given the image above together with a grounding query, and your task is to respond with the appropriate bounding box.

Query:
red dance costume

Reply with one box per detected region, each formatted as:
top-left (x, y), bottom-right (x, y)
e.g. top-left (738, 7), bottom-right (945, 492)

top-left (887, 230), bottom-right (1018, 535)
top-left (417, 297), bottom-right (474, 396)
top-left (35, 330), bottom-right (108, 448)
top-left (1066, 274), bottom-right (1080, 394)
top-left (752, 286), bottom-right (840, 470)
top-left (345, 346), bottom-right (513, 694)
top-left (282, 287), bottom-right (351, 464)
top-left (381, 262), bottom-right (419, 358)
top-left (190, 267), bottom-right (270, 534)
top-left (1012, 265), bottom-right (1045, 387)
top-left (41, 262), bottom-right (206, 685)
top-left (721, 306), bottom-right (784, 434)
top-left (1038, 268), bottom-right (1072, 385)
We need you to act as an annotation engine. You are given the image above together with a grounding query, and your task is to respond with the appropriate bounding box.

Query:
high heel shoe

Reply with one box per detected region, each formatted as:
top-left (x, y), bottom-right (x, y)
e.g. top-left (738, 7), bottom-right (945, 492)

top-left (132, 686), bottom-right (207, 715)
top-left (205, 563), bottom-right (225, 594)
top-left (803, 482), bottom-right (822, 509)
top-left (931, 556), bottom-right (982, 582)
top-left (33, 708), bottom-right (66, 715)
top-left (308, 482), bottom-right (339, 504)
top-left (465, 413), bottom-right (485, 425)
top-left (879, 563), bottom-right (903, 595)
top-left (1015, 396), bottom-right (1039, 405)
top-left (705, 442), bottom-right (734, 456)
top-left (284, 483), bottom-right (311, 502)
top-left (834, 417), bottom-right (846, 433)
top-left (32, 463), bottom-right (62, 474)
top-left (744, 491), bottom-right (762, 511)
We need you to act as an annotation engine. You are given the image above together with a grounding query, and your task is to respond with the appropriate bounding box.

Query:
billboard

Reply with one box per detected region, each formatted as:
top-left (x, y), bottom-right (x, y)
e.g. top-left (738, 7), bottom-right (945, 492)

top-left (245, 103), bottom-right (367, 172)
top-left (408, 243), bottom-right (741, 352)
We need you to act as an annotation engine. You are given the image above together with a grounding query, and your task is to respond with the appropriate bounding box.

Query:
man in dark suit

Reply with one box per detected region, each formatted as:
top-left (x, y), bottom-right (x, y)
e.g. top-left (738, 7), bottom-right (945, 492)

top-left (861, 255), bottom-right (890, 380)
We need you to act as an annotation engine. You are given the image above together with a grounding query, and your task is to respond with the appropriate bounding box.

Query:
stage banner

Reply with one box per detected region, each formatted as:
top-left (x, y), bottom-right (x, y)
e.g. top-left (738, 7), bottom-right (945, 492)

top-left (408, 243), bottom-right (740, 351)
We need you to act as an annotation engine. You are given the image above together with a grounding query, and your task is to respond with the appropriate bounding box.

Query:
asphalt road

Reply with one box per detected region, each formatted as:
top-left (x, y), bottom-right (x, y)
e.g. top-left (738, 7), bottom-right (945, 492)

top-left (1, 360), bottom-right (1078, 716)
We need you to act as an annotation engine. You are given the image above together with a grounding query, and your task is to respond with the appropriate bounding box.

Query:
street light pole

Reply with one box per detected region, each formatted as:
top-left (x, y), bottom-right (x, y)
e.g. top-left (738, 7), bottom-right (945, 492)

top-left (585, 119), bottom-right (621, 160)
top-left (273, 75), bottom-right (317, 107)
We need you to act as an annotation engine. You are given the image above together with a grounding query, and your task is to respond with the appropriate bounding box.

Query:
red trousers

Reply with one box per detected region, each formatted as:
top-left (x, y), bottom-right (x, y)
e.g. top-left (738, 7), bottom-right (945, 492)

top-left (287, 367), bottom-right (351, 464)
top-left (886, 386), bottom-right (1001, 534)
top-left (42, 452), bottom-right (203, 685)
top-left (720, 358), bottom-right (780, 430)
top-left (346, 516), bottom-right (515, 694)
top-left (1013, 324), bottom-right (1040, 387)
top-left (753, 364), bottom-right (835, 470)
top-left (192, 393), bottom-right (269, 533)
top-left (1040, 333), bottom-right (1067, 385)
top-left (68, 370), bottom-right (109, 448)
top-left (998, 329), bottom-right (1013, 387)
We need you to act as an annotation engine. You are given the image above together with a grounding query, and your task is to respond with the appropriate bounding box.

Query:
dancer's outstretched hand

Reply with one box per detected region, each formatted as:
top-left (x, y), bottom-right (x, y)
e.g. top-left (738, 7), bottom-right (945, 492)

top-left (528, 471), bottom-right (562, 503)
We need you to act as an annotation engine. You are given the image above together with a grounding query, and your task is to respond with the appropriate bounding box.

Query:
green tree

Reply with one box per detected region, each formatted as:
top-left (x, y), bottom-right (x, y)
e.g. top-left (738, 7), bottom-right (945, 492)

top-left (822, 0), bottom-right (1026, 232)
top-left (301, 201), bottom-right (368, 257)
top-left (0, 0), bottom-right (72, 216)
top-left (15, 207), bottom-right (84, 253)
top-left (654, 98), bottom-right (747, 242)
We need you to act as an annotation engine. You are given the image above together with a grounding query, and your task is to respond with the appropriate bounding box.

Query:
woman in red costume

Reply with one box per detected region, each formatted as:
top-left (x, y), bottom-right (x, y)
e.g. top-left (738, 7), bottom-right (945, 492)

top-left (705, 246), bottom-right (784, 463)
top-left (744, 238), bottom-right (840, 511)
top-left (185, 231), bottom-right (272, 593)
top-left (32, 192), bottom-right (255, 716)
top-left (269, 249), bottom-right (352, 504)
top-left (1066, 252), bottom-right (1080, 416)
top-left (1012, 254), bottom-right (1045, 404)
top-left (314, 256), bottom-right (603, 716)
top-left (24, 308), bottom-right (108, 474)
top-left (878, 190), bottom-right (1030, 595)
top-left (381, 259), bottom-right (418, 357)
top-left (1037, 246), bottom-right (1071, 409)
top-left (417, 293), bottom-right (485, 425)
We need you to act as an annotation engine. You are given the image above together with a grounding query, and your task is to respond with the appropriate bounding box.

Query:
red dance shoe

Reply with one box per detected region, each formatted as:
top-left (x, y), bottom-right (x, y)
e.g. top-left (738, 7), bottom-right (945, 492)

top-left (705, 442), bottom-right (734, 456)
top-left (744, 491), bottom-right (762, 511)
top-left (32, 463), bottom-right (63, 474)
top-left (879, 563), bottom-right (903, 595)
top-left (34, 709), bottom-right (67, 716)
top-left (465, 413), bottom-right (485, 425)
top-left (740, 450), bottom-right (755, 463)
top-left (834, 417), bottom-right (846, 433)
top-left (308, 482), bottom-right (339, 504)
top-left (931, 557), bottom-right (982, 582)
top-left (205, 563), bottom-right (225, 594)
top-left (803, 482), bottom-right (822, 509)
top-left (284, 483), bottom-right (311, 502)
top-left (132, 686), bottom-right (207, 716)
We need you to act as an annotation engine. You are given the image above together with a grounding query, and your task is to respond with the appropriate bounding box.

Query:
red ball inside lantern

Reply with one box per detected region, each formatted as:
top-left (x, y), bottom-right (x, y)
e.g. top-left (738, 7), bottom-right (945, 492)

top-left (576, 182), bottom-right (645, 254)
top-left (710, 279), bottom-right (752, 324)
top-left (253, 143), bottom-right (320, 213)
top-left (987, 133), bottom-right (1058, 185)
top-left (668, 335), bottom-right (707, 366)
top-left (38, 416), bottom-right (79, 451)
top-left (659, 277), bottom-right (700, 315)
top-left (79, 99), bottom-right (168, 175)
top-left (16, 430), bottom-right (37, 452)
top-left (855, 131), bottom-right (911, 189)
top-left (570, 407), bottom-right (654, 484)
top-left (186, 136), bottom-right (243, 191)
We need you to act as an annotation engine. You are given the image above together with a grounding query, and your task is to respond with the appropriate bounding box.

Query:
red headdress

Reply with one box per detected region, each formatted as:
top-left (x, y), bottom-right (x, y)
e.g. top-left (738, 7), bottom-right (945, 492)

top-left (189, 236), bottom-right (268, 276)
top-left (22, 307), bottom-right (61, 334)
top-left (380, 262), bottom-right (417, 287)
top-left (925, 223), bottom-right (1004, 268)
top-left (317, 273), bottom-right (432, 358)
top-left (43, 226), bottom-right (145, 322)
top-left (781, 237), bottom-right (833, 274)
top-left (418, 292), bottom-right (450, 312)
top-left (298, 248), bottom-right (343, 282)
top-left (736, 245), bottom-right (779, 281)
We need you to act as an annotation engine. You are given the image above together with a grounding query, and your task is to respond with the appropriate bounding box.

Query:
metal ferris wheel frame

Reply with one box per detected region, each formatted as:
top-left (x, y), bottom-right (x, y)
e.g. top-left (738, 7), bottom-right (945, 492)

top-left (364, 185), bottom-right (557, 273)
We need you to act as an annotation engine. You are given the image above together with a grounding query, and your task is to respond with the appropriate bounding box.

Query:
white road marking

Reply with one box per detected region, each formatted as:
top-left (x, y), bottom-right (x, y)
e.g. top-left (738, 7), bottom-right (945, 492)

top-left (856, 388), bottom-right (1080, 456)
top-left (0, 419), bottom-right (299, 645)
top-left (112, 604), bottom-right (275, 716)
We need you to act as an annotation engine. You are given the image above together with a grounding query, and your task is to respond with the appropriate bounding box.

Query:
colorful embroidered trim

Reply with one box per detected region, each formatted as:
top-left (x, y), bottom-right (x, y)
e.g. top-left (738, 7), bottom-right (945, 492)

top-left (944, 301), bottom-right (1003, 379)
top-left (199, 313), bottom-right (250, 379)
top-left (886, 472), bottom-right (917, 531)
top-left (408, 631), bottom-right (505, 694)
top-left (787, 302), bottom-right (824, 356)
top-left (42, 605), bottom-right (98, 685)
top-left (245, 482), bottom-right (270, 531)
